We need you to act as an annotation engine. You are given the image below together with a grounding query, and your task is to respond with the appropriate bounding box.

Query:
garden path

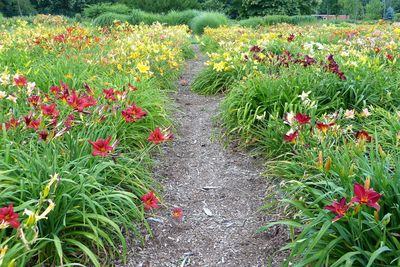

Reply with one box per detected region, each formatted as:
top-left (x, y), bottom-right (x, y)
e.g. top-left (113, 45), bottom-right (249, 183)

top-left (125, 45), bottom-right (288, 267)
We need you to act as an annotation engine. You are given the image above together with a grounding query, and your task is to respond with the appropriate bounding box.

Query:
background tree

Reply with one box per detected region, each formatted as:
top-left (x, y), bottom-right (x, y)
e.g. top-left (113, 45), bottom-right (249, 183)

top-left (338, 0), bottom-right (363, 18)
top-left (240, 0), bottom-right (321, 17)
top-left (365, 0), bottom-right (383, 19)
top-left (384, 6), bottom-right (395, 19)
top-left (0, 0), bottom-right (36, 16)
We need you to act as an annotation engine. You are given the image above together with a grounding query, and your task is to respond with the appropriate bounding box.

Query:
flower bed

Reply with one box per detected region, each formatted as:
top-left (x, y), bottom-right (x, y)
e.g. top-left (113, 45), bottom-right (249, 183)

top-left (195, 23), bottom-right (400, 265)
top-left (0, 17), bottom-right (191, 266)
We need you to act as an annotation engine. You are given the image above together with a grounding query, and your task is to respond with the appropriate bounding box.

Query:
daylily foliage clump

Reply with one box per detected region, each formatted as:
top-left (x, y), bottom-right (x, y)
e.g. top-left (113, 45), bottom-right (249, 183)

top-left (196, 22), bottom-right (400, 266)
top-left (0, 17), bottom-right (188, 266)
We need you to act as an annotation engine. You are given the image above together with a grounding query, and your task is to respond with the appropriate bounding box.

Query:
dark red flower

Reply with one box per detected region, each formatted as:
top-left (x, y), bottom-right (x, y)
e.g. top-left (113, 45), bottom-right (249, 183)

top-left (172, 207), bottom-right (183, 221)
top-left (28, 95), bottom-right (40, 106)
top-left (386, 53), bottom-right (394, 61)
top-left (24, 115), bottom-right (40, 129)
top-left (50, 85), bottom-right (61, 95)
top-left (148, 127), bottom-right (174, 144)
top-left (128, 83), bottom-right (138, 91)
top-left (5, 117), bottom-right (20, 130)
top-left (294, 112), bottom-right (311, 125)
top-left (84, 83), bottom-right (93, 95)
top-left (0, 203), bottom-right (20, 229)
top-left (40, 103), bottom-right (59, 117)
top-left (287, 33), bottom-right (295, 42)
top-left (88, 136), bottom-right (114, 157)
top-left (324, 198), bottom-right (351, 222)
top-left (121, 103), bottom-right (147, 123)
top-left (283, 130), bottom-right (298, 143)
top-left (250, 45), bottom-right (262, 53)
top-left (351, 182), bottom-right (382, 211)
top-left (38, 131), bottom-right (49, 141)
top-left (14, 75), bottom-right (27, 87)
top-left (140, 191), bottom-right (160, 210)
top-left (65, 114), bottom-right (75, 129)
top-left (356, 130), bottom-right (373, 142)
top-left (326, 54), bottom-right (346, 80)
top-left (67, 91), bottom-right (97, 112)
top-left (103, 88), bottom-right (116, 101)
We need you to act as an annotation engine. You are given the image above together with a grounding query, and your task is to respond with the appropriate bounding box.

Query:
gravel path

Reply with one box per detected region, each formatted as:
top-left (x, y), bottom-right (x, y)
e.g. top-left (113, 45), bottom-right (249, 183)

top-left (125, 45), bottom-right (288, 267)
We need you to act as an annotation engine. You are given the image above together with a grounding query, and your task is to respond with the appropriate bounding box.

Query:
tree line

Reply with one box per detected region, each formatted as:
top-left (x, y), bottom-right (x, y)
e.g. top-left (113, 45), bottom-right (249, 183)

top-left (1, 0), bottom-right (399, 19)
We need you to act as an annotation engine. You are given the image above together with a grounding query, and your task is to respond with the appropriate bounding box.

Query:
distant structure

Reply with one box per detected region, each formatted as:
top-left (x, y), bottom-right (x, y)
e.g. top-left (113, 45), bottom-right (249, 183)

top-left (313, 15), bottom-right (350, 20)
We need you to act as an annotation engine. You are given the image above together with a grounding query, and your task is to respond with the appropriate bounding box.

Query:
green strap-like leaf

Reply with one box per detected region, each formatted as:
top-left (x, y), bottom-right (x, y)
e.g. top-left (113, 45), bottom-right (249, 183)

top-left (366, 246), bottom-right (391, 267)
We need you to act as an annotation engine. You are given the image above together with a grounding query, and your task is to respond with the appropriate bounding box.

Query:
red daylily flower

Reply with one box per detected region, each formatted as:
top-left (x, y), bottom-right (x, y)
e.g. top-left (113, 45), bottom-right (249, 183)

top-left (0, 203), bottom-right (20, 229)
top-left (5, 117), bottom-right (20, 130)
top-left (103, 88), bottom-right (116, 101)
top-left (64, 114), bottom-right (75, 130)
top-left (67, 91), bottom-right (97, 112)
top-left (50, 85), bottom-right (61, 95)
top-left (128, 83), bottom-right (138, 91)
top-left (351, 182), bottom-right (382, 211)
top-left (14, 75), bottom-right (28, 87)
top-left (283, 130), bottom-right (298, 143)
top-left (172, 207), bottom-right (183, 221)
top-left (121, 103), bottom-right (147, 122)
top-left (287, 33), bottom-right (295, 42)
top-left (324, 198), bottom-right (351, 222)
top-left (28, 95), bottom-right (40, 106)
top-left (250, 45), bottom-right (261, 53)
top-left (53, 34), bottom-right (67, 42)
top-left (41, 103), bottom-right (59, 117)
top-left (294, 112), bottom-right (311, 125)
top-left (356, 130), bottom-right (373, 142)
top-left (140, 191), bottom-right (160, 210)
top-left (24, 115), bottom-right (40, 129)
top-left (148, 127), bottom-right (174, 144)
top-left (88, 136), bottom-right (114, 157)
top-left (38, 131), bottom-right (49, 141)
top-left (316, 122), bottom-right (335, 133)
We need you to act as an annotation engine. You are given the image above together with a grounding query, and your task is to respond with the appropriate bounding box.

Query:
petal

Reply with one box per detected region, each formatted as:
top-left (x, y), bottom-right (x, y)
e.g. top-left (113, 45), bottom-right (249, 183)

top-left (367, 191), bottom-right (382, 203)
top-left (332, 214), bottom-right (343, 222)
top-left (368, 201), bottom-right (380, 211)
top-left (324, 205), bottom-right (337, 212)
top-left (350, 196), bottom-right (360, 203)
top-left (353, 183), bottom-right (365, 198)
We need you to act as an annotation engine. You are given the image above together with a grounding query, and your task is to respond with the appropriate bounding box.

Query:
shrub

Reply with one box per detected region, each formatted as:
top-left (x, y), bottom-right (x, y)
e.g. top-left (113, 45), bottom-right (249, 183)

top-left (289, 15), bottom-right (317, 24)
top-left (93, 12), bottom-right (131, 26)
top-left (365, 0), bottom-right (383, 20)
top-left (121, 0), bottom-right (199, 13)
top-left (129, 9), bottom-right (162, 25)
top-left (395, 13), bottom-right (400, 21)
top-left (190, 12), bottom-right (229, 34)
top-left (238, 17), bottom-right (264, 27)
top-left (83, 3), bottom-right (131, 18)
top-left (384, 6), bottom-right (395, 20)
top-left (164, 10), bottom-right (201, 25)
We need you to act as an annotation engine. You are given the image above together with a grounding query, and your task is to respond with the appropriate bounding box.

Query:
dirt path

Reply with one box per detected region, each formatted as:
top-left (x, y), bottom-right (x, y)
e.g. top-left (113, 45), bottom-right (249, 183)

top-left (126, 45), bottom-right (288, 267)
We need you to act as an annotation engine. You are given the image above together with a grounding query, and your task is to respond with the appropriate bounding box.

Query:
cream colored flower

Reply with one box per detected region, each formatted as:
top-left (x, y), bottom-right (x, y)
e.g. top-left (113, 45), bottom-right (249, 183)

top-left (344, 109), bottom-right (355, 119)
top-left (6, 94), bottom-right (17, 103)
top-left (361, 108), bottom-right (371, 117)
top-left (298, 91), bottom-right (311, 102)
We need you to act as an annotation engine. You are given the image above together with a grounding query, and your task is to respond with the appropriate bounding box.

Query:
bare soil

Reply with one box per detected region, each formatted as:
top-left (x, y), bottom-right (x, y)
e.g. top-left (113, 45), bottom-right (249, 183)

top-left (124, 45), bottom-right (289, 267)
